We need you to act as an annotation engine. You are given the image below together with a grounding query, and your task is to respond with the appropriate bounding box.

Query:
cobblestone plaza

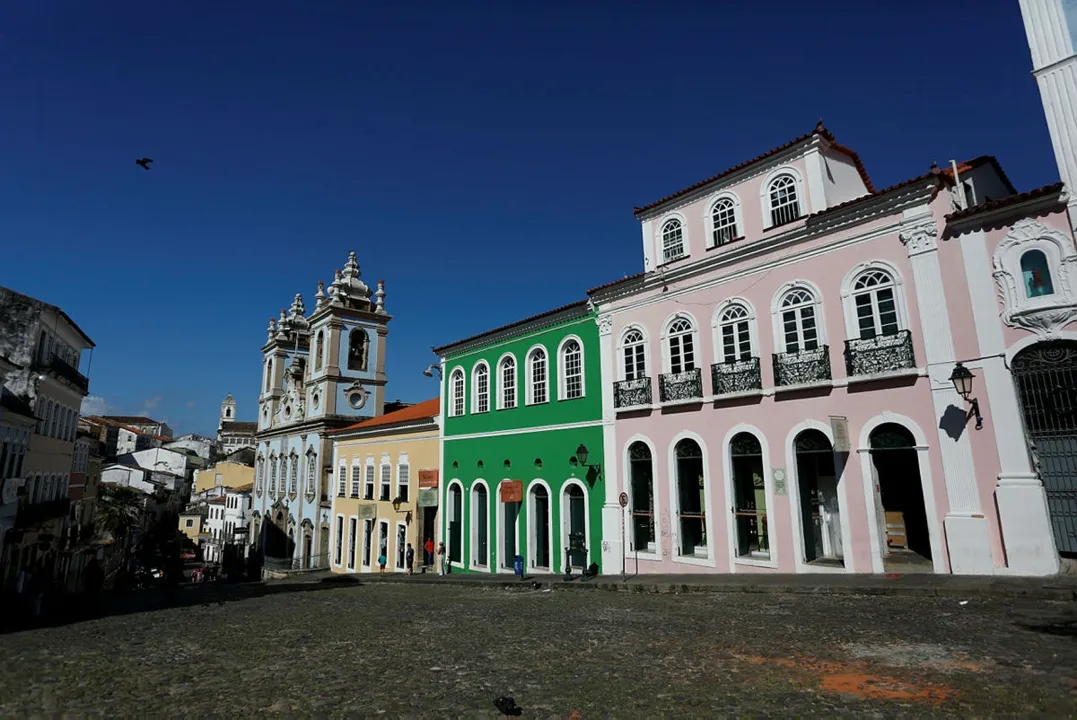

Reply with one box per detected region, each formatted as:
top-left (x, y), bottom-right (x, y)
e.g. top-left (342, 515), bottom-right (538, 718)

top-left (1, 580), bottom-right (1076, 717)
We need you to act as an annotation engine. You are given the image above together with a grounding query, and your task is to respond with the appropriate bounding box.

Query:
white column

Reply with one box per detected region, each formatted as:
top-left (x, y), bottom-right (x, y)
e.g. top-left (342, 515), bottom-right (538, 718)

top-left (959, 229), bottom-right (1060, 575)
top-left (803, 148), bottom-right (829, 213)
top-left (597, 313), bottom-right (622, 575)
top-left (1019, 0), bottom-right (1077, 232)
top-left (901, 214), bottom-right (995, 574)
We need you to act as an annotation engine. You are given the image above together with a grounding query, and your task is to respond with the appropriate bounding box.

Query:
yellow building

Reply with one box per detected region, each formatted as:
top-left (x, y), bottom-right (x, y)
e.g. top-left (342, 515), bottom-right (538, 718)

top-left (178, 507), bottom-right (206, 545)
top-left (329, 398), bottom-right (439, 575)
top-left (192, 461), bottom-right (254, 495)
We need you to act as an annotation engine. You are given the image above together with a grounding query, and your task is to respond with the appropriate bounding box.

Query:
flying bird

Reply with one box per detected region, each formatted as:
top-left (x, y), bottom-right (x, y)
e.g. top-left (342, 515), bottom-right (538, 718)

top-left (136, 158), bottom-right (153, 170)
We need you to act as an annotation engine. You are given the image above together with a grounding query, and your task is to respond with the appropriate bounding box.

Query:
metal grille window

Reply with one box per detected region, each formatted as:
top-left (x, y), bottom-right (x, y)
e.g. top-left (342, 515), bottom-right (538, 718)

top-left (781, 289), bottom-right (820, 353)
top-left (622, 329), bottom-right (646, 380)
top-left (711, 198), bottom-right (738, 245)
top-left (769, 175), bottom-right (801, 226)
top-left (290, 454), bottom-right (298, 494)
top-left (718, 305), bottom-right (753, 362)
top-left (350, 460), bottom-right (361, 498)
top-left (337, 463), bottom-right (347, 497)
top-left (397, 463), bottom-right (410, 502)
top-left (529, 348), bottom-right (548, 404)
top-left (667, 319), bottom-right (696, 374)
top-left (450, 369), bottom-right (465, 417)
top-left (380, 463), bottom-right (391, 501)
top-left (661, 219), bottom-right (685, 263)
top-left (562, 339), bottom-right (583, 399)
top-left (853, 270), bottom-right (899, 339)
top-left (499, 356), bottom-right (516, 409)
top-left (474, 363), bottom-right (489, 413)
top-left (365, 460), bottom-right (375, 499)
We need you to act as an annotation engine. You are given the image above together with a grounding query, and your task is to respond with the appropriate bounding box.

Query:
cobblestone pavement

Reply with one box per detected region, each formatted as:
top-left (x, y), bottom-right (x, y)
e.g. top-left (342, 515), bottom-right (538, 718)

top-left (2, 579), bottom-right (1077, 717)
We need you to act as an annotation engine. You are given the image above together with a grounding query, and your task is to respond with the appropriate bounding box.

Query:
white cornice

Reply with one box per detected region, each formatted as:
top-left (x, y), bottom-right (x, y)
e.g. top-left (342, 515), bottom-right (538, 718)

top-left (944, 190), bottom-right (1066, 232)
top-left (435, 305), bottom-right (591, 360)
top-left (444, 418), bottom-right (602, 442)
top-left (330, 419), bottom-right (438, 441)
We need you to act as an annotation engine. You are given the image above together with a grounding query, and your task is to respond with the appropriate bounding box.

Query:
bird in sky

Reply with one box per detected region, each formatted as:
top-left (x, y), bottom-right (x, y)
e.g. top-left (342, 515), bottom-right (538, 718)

top-left (136, 158), bottom-right (153, 170)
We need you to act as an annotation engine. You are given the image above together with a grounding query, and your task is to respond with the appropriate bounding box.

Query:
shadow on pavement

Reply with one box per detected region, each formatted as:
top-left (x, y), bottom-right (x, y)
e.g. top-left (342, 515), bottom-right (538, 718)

top-left (0, 575), bottom-right (361, 635)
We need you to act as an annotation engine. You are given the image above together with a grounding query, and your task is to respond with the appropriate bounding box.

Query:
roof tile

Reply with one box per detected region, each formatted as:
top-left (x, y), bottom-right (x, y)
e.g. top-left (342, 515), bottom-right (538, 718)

top-left (331, 398), bottom-right (440, 434)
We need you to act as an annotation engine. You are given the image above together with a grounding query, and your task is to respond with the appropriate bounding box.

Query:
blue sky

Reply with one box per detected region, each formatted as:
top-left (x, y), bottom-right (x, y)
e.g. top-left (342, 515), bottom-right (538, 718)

top-left (0, 1), bottom-right (1059, 437)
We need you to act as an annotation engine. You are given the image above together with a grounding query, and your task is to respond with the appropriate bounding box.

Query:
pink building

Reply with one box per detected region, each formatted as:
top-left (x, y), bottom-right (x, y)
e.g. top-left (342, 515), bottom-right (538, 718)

top-left (589, 121), bottom-right (1076, 577)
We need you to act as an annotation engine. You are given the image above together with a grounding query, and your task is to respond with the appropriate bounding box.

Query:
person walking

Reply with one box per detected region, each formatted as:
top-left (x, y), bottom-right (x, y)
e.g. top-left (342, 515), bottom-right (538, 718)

top-left (436, 541), bottom-right (446, 576)
top-left (405, 543), bottom-right (415, 576)
top-left (423, 538), bottom-right (435, 570)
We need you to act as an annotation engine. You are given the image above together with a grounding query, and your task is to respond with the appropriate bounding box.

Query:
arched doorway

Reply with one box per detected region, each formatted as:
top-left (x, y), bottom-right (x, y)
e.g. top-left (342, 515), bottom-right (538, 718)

top-left (472, 483), bottom-right (489, 568)
top-left (447, 482), bottom-right (463, 564)
top-left (529, 484), bottom-right (551, 570)
top-left (730, 432), bottom-right (769, 560)
top-left (1012, 340), bottom-right (1077, 556)
top-left (627, 442), bottom-right (655, 554)
top-left (795, 429), bottom-right (843, 566)
top-left (869, 423), bottom-right (931, 569)
top-left (562, 483), bottom-right (587, 571)
top-left (674, 438), bottom-right (707, 558)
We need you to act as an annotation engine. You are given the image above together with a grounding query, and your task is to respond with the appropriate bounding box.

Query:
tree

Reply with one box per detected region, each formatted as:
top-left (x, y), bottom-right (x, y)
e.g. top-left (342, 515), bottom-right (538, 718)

top-left (96, 485), bottom-right (143, 547)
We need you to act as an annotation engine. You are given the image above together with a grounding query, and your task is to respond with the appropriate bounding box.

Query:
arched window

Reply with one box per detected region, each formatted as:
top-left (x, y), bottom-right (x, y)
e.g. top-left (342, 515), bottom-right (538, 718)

top-left (348, 329), bottom-right (368, 371)
top-left (628, 442), bottom-right (655, 552)
top-left (364, 457), bottom-right (375, 499)
top-left (667, 318), bottom-right (696, 374)
top-left (729, 432), bottom-right (768, 560)
top-left (769, 175), bottom-right (801, 226)
top-left (528, 348), bottom-right (548, 404)
top-left (674, 439), bottom-right (706, 558)
top-left (779, 288), bottom-right (820, 353)
top-left (314, 330), bottom-right (324, 371)
top-left (281, 454), bottom-right (290, 496)
top-left (396, 459), bottom-right (410, 502)
top-left (306, 451), bottom-right (317, 495)
top-left (256, 456), bottom-right (264, 495)
top-left (498, 356), bottom-right (517, 410)
top-left (449, 369), bottom-right (465, 417)
top-left (717, 304), bottom-right (753, 362)
top-left (622, 329), bottom-right (646, 380)
top-left (473, 363), bottom-right (490, 413)
top-left (289, 453), bottom-right (299, 494)
top-left (661, 219), bottom-right (685, 263)
top-left (711, 198), bottom-right (738, 245)
top-left (1020, 249), bottom-right (1055, 298)
top-left (337, 461), bottom-right (347, 497)
top-left (265, 359), bottom-right (273, 392)
top-left (269, 455), bottom-right (278, 496)
top-left (350, 458), bottom-right (361, 498)
top-left (852, 270), bottom-right (900, 339)
top-left (560, 339), bottom-right (584, 399)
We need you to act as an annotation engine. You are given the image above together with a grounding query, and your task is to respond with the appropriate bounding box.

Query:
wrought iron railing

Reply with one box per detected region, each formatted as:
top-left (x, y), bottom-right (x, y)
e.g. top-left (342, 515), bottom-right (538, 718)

top-left (710, 357), bottom-right (762, 395)
top-left (658, 368), bottom-right (703, 403)
top-left (614, 377), bottom-right (652, 408)
top-left (844, 330), bottom-right (915, 377)
top-left (33, 354), bottom-right (89, 393)
top-left (772, 346), bottom-right (831, 387)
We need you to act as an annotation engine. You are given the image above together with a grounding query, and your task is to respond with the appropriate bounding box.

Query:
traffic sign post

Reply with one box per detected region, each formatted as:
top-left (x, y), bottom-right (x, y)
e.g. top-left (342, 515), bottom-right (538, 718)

top-left (618, 492), bottom-right (628, 583)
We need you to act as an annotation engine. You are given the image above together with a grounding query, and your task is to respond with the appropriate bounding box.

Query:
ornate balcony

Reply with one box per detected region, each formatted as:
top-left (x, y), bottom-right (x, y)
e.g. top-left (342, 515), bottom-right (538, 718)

top-left (659, 368), bottom-right (704, 403)
top-left (614, 377), bottom-right (652, 408)
top-left (710, 357), bottom-right (763, 396)
top-left (34, 354), bottom-right (90, 393)
top-left (844, 330), bottom-right (916, 377)
top-left (772, 346), bottom-right (832, 387)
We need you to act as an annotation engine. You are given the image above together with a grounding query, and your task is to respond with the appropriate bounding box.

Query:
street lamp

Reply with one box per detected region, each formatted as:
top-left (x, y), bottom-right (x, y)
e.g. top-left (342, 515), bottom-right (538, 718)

top-left (422, 364), bottom-right (442, 379)
top-left (949, 362), bottom-right (983, 430)
top-left (575, 444), bottom-right (601, 473)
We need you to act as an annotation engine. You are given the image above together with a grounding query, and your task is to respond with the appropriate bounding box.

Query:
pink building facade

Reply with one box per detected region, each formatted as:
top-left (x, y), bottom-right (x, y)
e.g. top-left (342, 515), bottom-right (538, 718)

top-left (590, 123), bottom-right (1076, 577)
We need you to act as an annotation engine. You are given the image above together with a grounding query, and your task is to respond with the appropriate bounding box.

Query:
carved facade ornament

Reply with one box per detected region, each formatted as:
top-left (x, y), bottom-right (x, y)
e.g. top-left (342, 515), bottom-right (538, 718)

top-left (597, 314), bottom-right (614, 336)
top-left (992, 218), bottom-right (1077, 338)
top-left (899, 221), bottom-right (938, 256)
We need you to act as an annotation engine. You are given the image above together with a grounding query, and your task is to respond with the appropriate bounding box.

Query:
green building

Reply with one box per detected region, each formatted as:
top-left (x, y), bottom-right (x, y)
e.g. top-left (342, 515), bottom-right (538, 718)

top-left (433, 300), bottom-right (605, 576)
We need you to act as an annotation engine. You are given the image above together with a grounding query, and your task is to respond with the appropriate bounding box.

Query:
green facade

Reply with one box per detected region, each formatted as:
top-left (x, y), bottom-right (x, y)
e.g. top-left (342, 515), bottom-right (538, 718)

top-left (438, 303), bottom-right (605, 575)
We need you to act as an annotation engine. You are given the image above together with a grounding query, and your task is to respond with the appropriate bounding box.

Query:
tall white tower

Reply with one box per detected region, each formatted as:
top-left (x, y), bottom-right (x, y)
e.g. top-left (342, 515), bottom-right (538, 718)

top-left (219, 393), bottom-right (237, 431)
top-left (1019, 0), bottom-right (1077, 230)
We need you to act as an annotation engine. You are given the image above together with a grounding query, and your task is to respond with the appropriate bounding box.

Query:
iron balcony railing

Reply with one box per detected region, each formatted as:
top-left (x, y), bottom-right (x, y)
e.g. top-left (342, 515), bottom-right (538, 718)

top-left (844, 330), bottom-right (916, 377)
top-left (658, 368), bottom-right (704, 403)
top-left (34, 354), bottom-right (89, 393)
top-left (614, 377), bottom-right (652, 408)
top-left (711, 357), bottom-right (763, 396)
top-left (772, 346), bottom-right (832, 387)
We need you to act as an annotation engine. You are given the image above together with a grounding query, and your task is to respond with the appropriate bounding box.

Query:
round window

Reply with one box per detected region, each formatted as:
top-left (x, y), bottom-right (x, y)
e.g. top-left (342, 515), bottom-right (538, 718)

top-left (312, 393), bottom-right (320, 409)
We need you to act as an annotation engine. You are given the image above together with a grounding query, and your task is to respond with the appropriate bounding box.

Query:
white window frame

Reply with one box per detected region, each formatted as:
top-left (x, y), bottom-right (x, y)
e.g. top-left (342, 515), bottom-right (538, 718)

top-left (839, 261), bottom-right (909, 341)
top-left (658, 214), bottom-right (688, 264)
top-left (334, 514), bottom-right (345, 567)
top-left (711, 298), bottom-right (759, 363)
top-left (770, 281), bottom-right (827, 355)
top-left (526, 345), bottom-right (549, 405)
top-left (660, 312), bottom-right (700, 374)
top-left (364, 457), bottom-right (375, 500)
top-left (759, 165), bottom-right (806, 230)
top-left (379, 456), bottom-right (391, 501)
top-left (337, 461), bottom-right (347, 497)
top-left (472, 361), bottom-right (490, 414)
top-left (396, 455), bottom-right (410, 503)
top-left (395, 521), bottom-right (408, 571)
top-left (350, 458), bottom-right (361, 498)
top-left (665, 432), bottom-right (715, 567)
top-left (618, 326), bottom-right (650, 381)
top-left (705, 192), bottom-right (743, 248)
top-left (448, 367), bottom-right (465, 417)
top-left (470, 479), bottom-right (490, 568)
top-left (496, 353), bottom-right (517, 410)
top-left (556, 335), bottom-right (586, 400)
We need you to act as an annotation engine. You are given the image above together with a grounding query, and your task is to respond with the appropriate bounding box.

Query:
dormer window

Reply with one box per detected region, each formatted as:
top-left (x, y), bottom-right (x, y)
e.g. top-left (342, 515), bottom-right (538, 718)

top-left (1020, 250), bottom-right (1054, 298)
top-left (711, 198), bottom-right (738, 246)
top-left (661, 219), bottom-right (685, 263)
top-left (768, 175), bottom-right (800, 226)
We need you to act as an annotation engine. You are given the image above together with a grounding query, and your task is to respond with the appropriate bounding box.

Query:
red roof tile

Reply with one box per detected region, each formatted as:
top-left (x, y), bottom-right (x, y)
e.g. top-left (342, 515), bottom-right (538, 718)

top-left (945, 182), bottom-right (1065, 222)
top-left (632, 122), bottom-right (875, 217)
top-left (431, 300), bottom-right (588, 355)
top-left (586, 272), bottom-right (647, 296)
top-left (331, 398), bottom-right (440, 434)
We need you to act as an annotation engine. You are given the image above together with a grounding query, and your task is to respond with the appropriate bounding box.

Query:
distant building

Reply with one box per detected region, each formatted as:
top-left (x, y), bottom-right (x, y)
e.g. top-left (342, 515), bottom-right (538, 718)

top-left (201, 483), bottom-right (252, 564)
top-left (98, 416), bottom-right (173, 440)
top-left (166, 434), bottom-right (219, 462)
top-left (216, 395), bottom-right (256, 456)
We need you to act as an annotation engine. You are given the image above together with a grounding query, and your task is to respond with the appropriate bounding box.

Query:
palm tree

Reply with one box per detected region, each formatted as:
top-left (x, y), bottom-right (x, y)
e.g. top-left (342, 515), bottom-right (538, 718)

top-left (96, 485), bottom-right (143, 547)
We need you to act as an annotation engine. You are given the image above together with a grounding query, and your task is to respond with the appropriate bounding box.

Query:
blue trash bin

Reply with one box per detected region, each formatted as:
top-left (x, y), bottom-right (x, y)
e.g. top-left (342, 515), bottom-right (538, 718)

top-left (513, 555), bottom-right (524, 577)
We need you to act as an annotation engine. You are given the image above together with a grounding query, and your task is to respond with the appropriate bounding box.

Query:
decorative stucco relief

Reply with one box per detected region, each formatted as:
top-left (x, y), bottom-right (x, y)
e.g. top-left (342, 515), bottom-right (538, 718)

top-left (993, 218), bottom-right (1077, 338)
top-left (899, 220), bottom-right (938, 256)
